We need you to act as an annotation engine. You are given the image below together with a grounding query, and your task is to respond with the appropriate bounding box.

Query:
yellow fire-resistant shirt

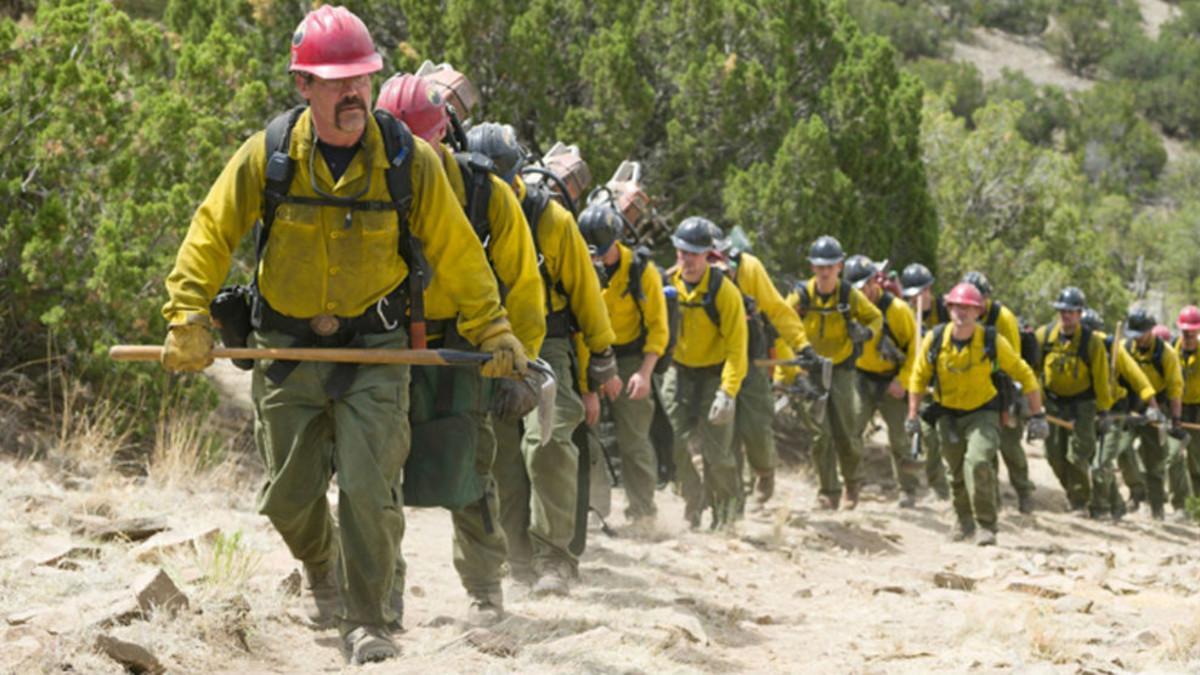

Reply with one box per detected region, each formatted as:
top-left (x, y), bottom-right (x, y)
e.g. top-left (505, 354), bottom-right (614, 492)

top-left (1176, 339), bottom-right (1200, 404)
top-left (909, 325), bottom-right (1040, 412)
top-left (163, 109), bottom-right (506, 344)
top-left (1128, 336), bottom-right (1184, 401)
top-left (729, 252), bottom-right (809, 352)
top-left (1034, 322), bottom-right (1114, 411)
top-left (514, 177), bottom-right (614, 354)
top-left (856, 292), bottom-right (918, 385)
top-left (602, 243), bottom-right (669, 355)
top-left (670, 265), bottom-right (748, 396)
top-left (787, 279), bottom-right (882, 366)
top-left (1096, 331), bottom-right (1156, 404)
top-left (429, 143), bottom-right (545, 355)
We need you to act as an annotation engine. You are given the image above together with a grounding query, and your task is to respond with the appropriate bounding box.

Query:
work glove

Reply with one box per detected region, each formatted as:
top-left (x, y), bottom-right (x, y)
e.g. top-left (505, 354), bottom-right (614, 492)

top-left (1096, 412), bottom-right (1113, 435)
top-left (1025, 413), bottom-right (1050, 442)
top-left (478, 322), bottom-right (528, 379)
top-left (1145, 406), bottom-right (1168, 426)
top-left (161, 316), bottom-right (214, 373)
top-left (708, 389), bottom-right (736, 426)
top-left (847, 321), bottom-right (873, 345)
top-left (588, 348), bottom-right (619, 389)
top-left (904, 416), bottom-right (921, 437)
top-left (878, 335), bottom-right (905, 364)
top-left (1169, 416), bottom-right (1188, 441)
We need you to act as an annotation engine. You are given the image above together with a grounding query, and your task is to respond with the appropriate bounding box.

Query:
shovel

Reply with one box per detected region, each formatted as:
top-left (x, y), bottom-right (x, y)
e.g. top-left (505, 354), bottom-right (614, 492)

top-left (109, 345), bottom-right (557, 445)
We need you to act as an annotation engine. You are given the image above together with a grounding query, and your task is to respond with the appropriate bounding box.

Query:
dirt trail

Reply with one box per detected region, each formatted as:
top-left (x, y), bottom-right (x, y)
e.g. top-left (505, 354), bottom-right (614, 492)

top-left (2, 430), bottom-right (1198, 674)
top-left (952, 28), bottom-right (1092, 92)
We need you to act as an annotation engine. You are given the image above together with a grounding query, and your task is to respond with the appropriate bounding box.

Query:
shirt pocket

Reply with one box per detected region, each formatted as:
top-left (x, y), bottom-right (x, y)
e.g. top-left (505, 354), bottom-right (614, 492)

top-left (355, 210), bottom-right (400, 268)
top-left (265, 204), bottom-right (321, 269)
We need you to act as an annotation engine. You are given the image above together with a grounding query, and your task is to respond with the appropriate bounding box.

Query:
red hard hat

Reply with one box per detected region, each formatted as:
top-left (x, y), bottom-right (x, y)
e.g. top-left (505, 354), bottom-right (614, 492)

top-left (1178, 305), bottom-right (1200, 331)
top-left (376, 74), bottom-right (449, 144)
top-left (289, 6), bottom-right (382, 80)
top-left (1152, 324), bottom-right (1173, 341)
top-left (944, 282), bottom-right (984, 309)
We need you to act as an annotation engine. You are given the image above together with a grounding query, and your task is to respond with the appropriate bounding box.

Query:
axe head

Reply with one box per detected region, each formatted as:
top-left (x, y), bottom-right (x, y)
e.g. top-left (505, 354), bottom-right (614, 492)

top-left (526, 358), bottom-right (557, 446)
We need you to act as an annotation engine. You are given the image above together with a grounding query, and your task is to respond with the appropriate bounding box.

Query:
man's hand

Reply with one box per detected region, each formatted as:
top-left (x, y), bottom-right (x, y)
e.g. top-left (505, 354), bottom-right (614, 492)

top-left (599, 375), bottom-right (622, 401)
top-left (904, 416), bottom-right (921, 437)
top-left (626, 370), bottom-right (652, 401)
top-left (479, 324), bottom-right (528, 379)
top-left (708, 390), bottom-right (736, 426)
top-left (162, 316), bottom-right (215, 373)
top-left (1145, 405), bottom-right (1168, 426)
top-left (583, 391), bottom-right (601, 426)
top-left (887, 380), bottom-right (906, 400)
top-left (1026, 413), bottom-right (1050, 441)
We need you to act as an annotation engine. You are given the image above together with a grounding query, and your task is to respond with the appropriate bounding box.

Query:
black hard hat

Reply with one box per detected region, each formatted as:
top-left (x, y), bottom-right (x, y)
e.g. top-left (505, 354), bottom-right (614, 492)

top-left (1125, 308), bottom-right (1156, 339)
top-left (1081, 308), bottom-right (1103, 332)
top-left (672, 216), bottom-right (715, 254)
top-left (466, 122), bottom-right (526, 180)
top-left (843, 255), bottom-right (877, 289)
top-left (961, 271), bottom-right (992, 297)
top-left (1052, 286), bottom-right (1086, 312)
top-left (808, 235), bottom-right (845, 265)
top-left (900, 263), bottom-right (934, 298)
top-left (577, 204), bottom-right (622, 257)
top-left (704, 220), bottom-right (730, 253)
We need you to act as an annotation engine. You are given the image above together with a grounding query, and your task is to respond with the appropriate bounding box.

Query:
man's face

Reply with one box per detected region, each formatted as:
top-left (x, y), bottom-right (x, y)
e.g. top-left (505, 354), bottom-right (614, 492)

top-left (812, 263), bottom-right (841, 285)
top-left (592, 241), bottom-right (619, 267)
top-left (1059, 309), bottom-right (1081, 333)
top-left (677, 249), bottom-right (708, 282)
top-left (861, 279), bottom-right (881, 303)
top-left (296, 73), bottom-right (373, 143)
top-left (1184, 329), bottom-right (1199, 347)
top-left (1136, 332), bottom-right (1154, 349)
top-left (948, 303), bottom-right (980, 329)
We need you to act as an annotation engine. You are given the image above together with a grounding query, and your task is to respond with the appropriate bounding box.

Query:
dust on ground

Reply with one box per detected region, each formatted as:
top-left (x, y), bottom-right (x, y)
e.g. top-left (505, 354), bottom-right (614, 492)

top-left (1, 427), bottom-right (1198, 674)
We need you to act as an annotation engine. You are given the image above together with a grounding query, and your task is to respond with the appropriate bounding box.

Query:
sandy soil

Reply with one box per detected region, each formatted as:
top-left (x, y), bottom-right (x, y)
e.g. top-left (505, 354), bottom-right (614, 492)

top-left (952, 28), bottom-right (1093, 92)
top-left (1, 425), bottom-right (1198, 674)
top-left (1137, 0), bottom-right (1181, 40)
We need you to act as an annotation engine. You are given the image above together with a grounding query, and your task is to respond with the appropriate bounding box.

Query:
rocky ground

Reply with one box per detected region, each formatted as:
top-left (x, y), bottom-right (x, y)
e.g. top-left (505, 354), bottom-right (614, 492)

top-left (1, 423), bottom-right (1198, 674)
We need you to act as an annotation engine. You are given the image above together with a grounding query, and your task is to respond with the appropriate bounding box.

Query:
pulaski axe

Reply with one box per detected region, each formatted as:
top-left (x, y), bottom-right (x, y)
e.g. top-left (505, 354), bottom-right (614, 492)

top-left (109, 345), bottom-right (558, 445)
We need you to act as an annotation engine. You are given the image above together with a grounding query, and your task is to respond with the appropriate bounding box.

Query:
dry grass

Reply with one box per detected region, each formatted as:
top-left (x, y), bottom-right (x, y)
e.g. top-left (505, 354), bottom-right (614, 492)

top-left (1163, 611), bottom-right (1200, 664)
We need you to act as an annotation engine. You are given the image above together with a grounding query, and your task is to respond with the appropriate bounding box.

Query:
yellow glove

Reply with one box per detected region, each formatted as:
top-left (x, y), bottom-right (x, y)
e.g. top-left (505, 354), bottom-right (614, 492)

top-left (162, 316), bottom-right (215, 373)
top-left (478, 321), bottom-right (528, 379)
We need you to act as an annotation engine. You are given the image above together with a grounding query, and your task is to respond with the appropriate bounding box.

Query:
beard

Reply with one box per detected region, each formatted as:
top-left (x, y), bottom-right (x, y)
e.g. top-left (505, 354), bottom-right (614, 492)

top-left (334, 98), bottom-right (367, 132)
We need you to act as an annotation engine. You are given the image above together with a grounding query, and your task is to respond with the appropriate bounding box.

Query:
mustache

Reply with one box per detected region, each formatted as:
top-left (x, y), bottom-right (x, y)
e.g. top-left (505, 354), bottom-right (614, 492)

top-left (336, 98), bottom-right (366, 113)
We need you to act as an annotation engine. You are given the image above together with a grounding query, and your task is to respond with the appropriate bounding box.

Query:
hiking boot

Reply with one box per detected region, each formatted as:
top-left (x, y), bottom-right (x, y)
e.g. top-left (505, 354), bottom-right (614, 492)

top-left (974, 529), bottom-right (997, 547)
top-left (1088, 506), bottom-right (1109, 520)
top-left (303, 564), bottom-right (340, 630)
top-left (933, 483), bottom-right (951, 501)
top-left (898, 492), bottom-right (917, 509)
top-left (1017, 492), bottom-right (1034, 515)
top-left (533, 565), bottom-right (569, 597)
top-left (343, 625), bottom-right (398, 665)
top-left (754, 471), bottom-right (776, 506)
top-left (386, 587), bottom-right (404, 634)
top-left (949, 519), bottom-right (975, 542)
top-left (842, 482), bottom-right (861, 511)
top-left (816, 493), bottom-right (839, 511)
top-left (1151, 504), bottom-right (1166, 521)
top-left (466, 591), bottom-right (505, 628)
top-left (1111, 498), bottom-right (1127, 521)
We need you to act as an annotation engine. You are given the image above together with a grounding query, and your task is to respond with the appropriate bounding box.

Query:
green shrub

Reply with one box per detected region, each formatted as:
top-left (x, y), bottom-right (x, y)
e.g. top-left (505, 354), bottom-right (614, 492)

top-left (906, 58), bottom-right (986, 124)
top-left (986, 69), bottom-right (1072, 146)
top-left (1068, 84), bottom-right (1167, 195)
top-left (847, 0), bottom-right (952, 60)
top-left (970, 0), bottom-right (1053, 35)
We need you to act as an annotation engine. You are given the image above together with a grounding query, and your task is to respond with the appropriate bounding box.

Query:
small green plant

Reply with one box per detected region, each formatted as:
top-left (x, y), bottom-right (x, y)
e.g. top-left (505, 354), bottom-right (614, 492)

top-left (198, 530), bottom-right (261, 592)
top-left (1185, 495), bottom-right (1200, 524)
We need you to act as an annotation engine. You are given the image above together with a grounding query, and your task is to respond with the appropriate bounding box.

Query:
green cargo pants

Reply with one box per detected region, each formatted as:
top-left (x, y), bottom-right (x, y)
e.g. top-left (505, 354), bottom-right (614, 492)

top-left (251, 328), bottom-right (408, 630)
top-left (998, 419), bottom-right (1034, 499)
top-left (813, 364), bottom-right (864, 501)
top-left (610, 354), bottom-right (658, 521)
top-left (734, 363), bottom-right (778, 476)
top-left (1043, 398), bottom-right (1107, 510)
top-left (664, 364), bottom-right (738, 527)
top-left (1108, 417), bottom-right (1145, 510)
top-left (1130, 422), bottom-right (1169, 513)
top-left (856, 372), bottom-right (921, 495)
top-left (938, 408), bottom-right (1002, 533)
top-left (1166, 434), bottom-right (1193, 511)
top-left (1181, 405), bottom-right (1200, 497)
top-left (494, 337), bottom-right (583, 577)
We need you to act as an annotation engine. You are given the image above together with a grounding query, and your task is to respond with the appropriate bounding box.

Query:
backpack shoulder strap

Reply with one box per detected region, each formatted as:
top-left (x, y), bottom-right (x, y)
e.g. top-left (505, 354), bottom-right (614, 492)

top-left (928, 323), bottom-right (947, 364)
top-left (453, 151), bottom-right (495, 242)
top-left (837, 280), bottom-right (852, 325)
top-left (372, 109), bottom-right (416, 259)
top-left (794, 280), bottom-right (812, 315)
top-left (1153, 337), bottom-right (1165, 376)
top-left (259, 105), bottom-right (306, 264)
top-left (702, 267), bottom-right (724, 327)
top-left (1078, 326), bottom-right (1093, 363)
top-left (626, 246), bottom-right (651, 304)
top-left (984, 325), bottom-right (998, 371)
top-left (985, 300), bottom-right (1001, 326)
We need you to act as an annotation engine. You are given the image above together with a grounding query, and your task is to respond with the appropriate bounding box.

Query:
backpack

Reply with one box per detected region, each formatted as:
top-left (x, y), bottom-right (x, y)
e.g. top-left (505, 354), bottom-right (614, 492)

top-left (875, 292), bottom-right (904, 364)
top-left (1125, 335), bottom-right (1165, 380)
top-left (794, 278), bottom-right (852, 328)
top-left (625, 246), bottom-right (674, 374)
top-left (982, 300), bottom-right (1003, 327)
top-left (1038, 323), bottom-right (1092, 373)
top-left (452, 151), bottom-right (496, 244)
top-left (519, 183), bottom-right (570, 322)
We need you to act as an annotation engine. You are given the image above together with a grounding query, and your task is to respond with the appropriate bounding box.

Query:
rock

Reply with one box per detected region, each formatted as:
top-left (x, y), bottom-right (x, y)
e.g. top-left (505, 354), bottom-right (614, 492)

top-left (1051, 595), bottom-right (1094, 614)
top-left (1102, 579), bottom-right (1141, 596)
top-left (1006, 581), bottom-right (1067, 599)
top-left (278, 569), bottom-right (302, 597)
top-left (873, 585), bottom-right (913, 596)
top-left (6, 608), bottom-right (45, 626)
top-left (794, 588), bottom-right (814, 598)
top-left (464, 628), bottom-right (520, 658)
top-left (95, 634), bottom-right (164, 674)
top-left (87, 516), bottom-right (168, 543)
top-left (1136, 629), bottom-right (1161, 647)
top-left (933, 572), bottom-right (977, 591)
top-left (753, 614), bottom-right (777, 626)
top-left (31, 542), bottom-right (101, 569)
top-left (651, 609), bottom-right (709, 645)
top-left (409, 585), bottom-right (425, 598)
top-left (130, 527), bottom-right (220, 563)
top-left (134, 568), bottom-right (189, 615)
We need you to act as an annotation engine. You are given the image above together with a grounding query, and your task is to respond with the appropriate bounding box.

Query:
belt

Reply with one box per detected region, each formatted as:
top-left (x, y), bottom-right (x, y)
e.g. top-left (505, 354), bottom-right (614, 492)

top-left (856, 368), bottom-right (897, 384)
top-left (1047, 389), bottom-right (1095, 404)
top-left (673, 362), bottom-right (723, 378)
top-left (613, 338), bottom-right (646, 358)
top-left (546, 310), bottom-right (573, 339)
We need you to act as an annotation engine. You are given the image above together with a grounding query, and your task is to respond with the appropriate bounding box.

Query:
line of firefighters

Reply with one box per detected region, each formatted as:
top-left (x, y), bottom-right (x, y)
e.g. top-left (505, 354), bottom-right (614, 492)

top-left (152, 6), bottom-right (1194, 664)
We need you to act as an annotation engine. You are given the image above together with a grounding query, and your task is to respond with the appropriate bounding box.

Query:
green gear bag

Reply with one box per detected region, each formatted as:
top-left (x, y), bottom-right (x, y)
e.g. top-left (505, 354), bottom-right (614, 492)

top-left (404, 364), bottom-right (492, 509)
